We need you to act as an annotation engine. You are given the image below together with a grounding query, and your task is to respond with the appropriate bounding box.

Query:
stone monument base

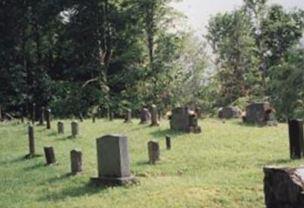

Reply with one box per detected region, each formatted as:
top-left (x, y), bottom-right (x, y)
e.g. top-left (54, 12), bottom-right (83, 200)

top-left (91, 176), bottom-right (137, 186)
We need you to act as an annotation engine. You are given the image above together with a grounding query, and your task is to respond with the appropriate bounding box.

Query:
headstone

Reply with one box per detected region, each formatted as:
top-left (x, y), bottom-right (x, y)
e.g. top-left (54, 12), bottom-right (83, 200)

top-left (71, 121), bottom-right (79, 138)
top-left (264, 166), bottom-right (304, 208)
top-left (169, 107), bottom-right (202, 133)
top-left (218, 106), bottom-right (241, 119)
top-left (28, 125), bottom-right (35, 157)
top-left (45, 108), bottom-right (51, 129)
top-left (32, 103), bottom-right (36, 124)
top-left (243, 102), bottom-right (277, 125)
top-left (124, 109), bottom-right (132, 123)
top-left (39, 107), bottom-right (45, 125)
top-left (57, 121), bottom-right (64, 134)
top-left (91, 134), bottom-right (136, 186)
top-left (166, 136), bottom-right (171, 150)
top-left (148, 141), bottom-right (160, 164)
top-left (150, 104), bottom-right (160, 126)
top-left (44, 146), bottom-right (56, 165)
top-left (288, 119), bottom-right (304, 159)
top-left (71, 149), bottom-right (82, 174)
top-left (139, 108), bottom-right (151, 124)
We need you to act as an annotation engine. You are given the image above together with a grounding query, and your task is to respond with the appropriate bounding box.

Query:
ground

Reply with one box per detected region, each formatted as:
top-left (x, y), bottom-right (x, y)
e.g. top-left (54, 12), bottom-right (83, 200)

top-left (0, 118), bottom-right (301, 208)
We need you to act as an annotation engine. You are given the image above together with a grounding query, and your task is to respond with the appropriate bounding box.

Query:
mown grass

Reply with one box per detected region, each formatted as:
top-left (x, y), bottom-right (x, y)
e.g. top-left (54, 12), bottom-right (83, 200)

top-left (0, 118), bottom-right (301, 208)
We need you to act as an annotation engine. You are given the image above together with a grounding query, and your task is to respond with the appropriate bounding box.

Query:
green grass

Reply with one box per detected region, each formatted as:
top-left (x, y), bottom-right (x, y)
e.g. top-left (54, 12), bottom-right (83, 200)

top-left (0, 118), bottom-right (301, 208)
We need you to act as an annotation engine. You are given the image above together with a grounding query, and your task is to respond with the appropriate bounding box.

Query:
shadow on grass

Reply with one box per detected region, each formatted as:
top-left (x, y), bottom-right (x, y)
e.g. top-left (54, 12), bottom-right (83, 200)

top-left (136, 160), bottom-right (150, 166)
top-left (149, 128), bottom-right (187, 139)
top-left (0, 156), bottom-right (26, 165)
top-left (237, 121), bottom-right (268, 128)
top-left (23, 162), bottom-right (45, 171)
top-left (39, 181), bottom-right (108, 202)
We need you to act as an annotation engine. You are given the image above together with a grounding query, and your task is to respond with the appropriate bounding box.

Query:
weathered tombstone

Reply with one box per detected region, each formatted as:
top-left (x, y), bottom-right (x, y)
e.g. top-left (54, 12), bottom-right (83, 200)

top-left (39, 107), bottom-right (45, 125)
top-left (243, 102), bottom-right (277, 126)
top-left (148, 141), bottom-right (160, 164)
top-left (288, 119), bottom-right (304, 159)
top-left (45, 108), bottom-right (51, 129)
top-left (124, 109), bottom-right (132, 123)
top-left (32, 103), bottom-right (36, 124)
top-left (91, 134), bottom-right (136, 186)
top-left (264, 166), bottom-right (304, 208)
top-left (139, 108), bottom-right (151, 124)
top-left (44, 146), bottom-right (56, 165)
top-left (169, 107), bottom-right (202, 133)
top-left (150, 104), bottom-right (160, 126)
top-left (57, 121), bottom-right (64, 134)
top-left (166, 136), bottom-right (171, 150)
top-left (71, 149), bottom-right (82, 174)
top-left (218, 106), bottom-right (241, 119)
top-left (71, 121), bottom-right (79, 138)
top-left (25, 124), bottom-right (35, 158)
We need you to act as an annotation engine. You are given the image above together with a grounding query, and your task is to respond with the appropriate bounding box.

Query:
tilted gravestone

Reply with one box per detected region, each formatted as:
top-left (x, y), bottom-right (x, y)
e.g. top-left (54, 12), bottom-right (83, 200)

top-left (243, 102), bottom-right (277, 126)
top-left (218, 106), bottom-right (241, 119)
top-left (148, 141), bottom-right (160, 164)
top-left (71, 149), bottom-right (82, 174)
top-left (288, 119), bottom-right (304, 159)
top-left (139, 108), bottom-right (151, 124)
top-left (44, 146), bottom-right (56, 165)
top-left (71, 121), bottom-right (79, 138)
top-left (264, 166), bottom-right (304, 208)
top-left (169, 107), bottom-right (202, 133)
top-left (45, 108), bottom-right (51, 129)
top-left (124, 109), bottom-right (132, 123)
top-left (39, 107), bottom-right (45, 125)
top-left (91, 134), bottom-right (136, 186)
top-left (57, 121), bottom-right (64, 134)
top-left (150, 104), bottom-right (160, 126)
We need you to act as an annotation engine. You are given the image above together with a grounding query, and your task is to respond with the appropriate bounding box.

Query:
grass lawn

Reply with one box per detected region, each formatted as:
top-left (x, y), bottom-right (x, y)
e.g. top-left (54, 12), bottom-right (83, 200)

top-left (0, 118), bottom-right (301, 208)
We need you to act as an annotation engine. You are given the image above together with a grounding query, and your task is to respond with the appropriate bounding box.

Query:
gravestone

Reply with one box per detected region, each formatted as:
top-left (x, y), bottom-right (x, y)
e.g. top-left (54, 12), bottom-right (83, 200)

top-left (124, 109), bottom-right (132, 123)
top-left (39, 107), bottom-right (45, 125)
top-left (71, 149), bottom-right (82, 174)
top-left (166, 136), bottom-right (171, 150)
top-left (57, 121), bottom-right (64, 134)
top-left (45, 108), bottom-right (51, 129)
top-left (243, 102), bottom-right (277, 125)
top-left (169, 107), bottom-right (202, 133)
top-left (25, 124), bottom-right (36, 158)
top-left (91, 134), bottom-right (136, 186)
top-left (150, 104), bottom-right (160, 126)
top-left (139, 108), bottom-right (151, 124)
top-left (71, 121), bottom-right (79, 138)
top-left (218, 106), bottom-right (241, 119)
top-left (288, 119), bottom-right (304, 159)
top-left (264, 166), bottom-right (304, 208)
top-left (32, 103), bottom-right (36, 124)
top-left (44, 146), bottom-right (56, 165)
top-left (148, 141), bottom-right (160, 164)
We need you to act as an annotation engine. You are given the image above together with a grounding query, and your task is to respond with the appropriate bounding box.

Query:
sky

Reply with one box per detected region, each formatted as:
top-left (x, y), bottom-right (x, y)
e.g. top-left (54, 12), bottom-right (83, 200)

top-left (172, 0), bottom-right (304, 35)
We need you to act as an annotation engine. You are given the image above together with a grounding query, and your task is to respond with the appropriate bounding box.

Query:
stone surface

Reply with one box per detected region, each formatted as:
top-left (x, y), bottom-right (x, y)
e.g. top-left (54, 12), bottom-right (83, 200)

top-left (71, 149), bottom-right (82, 174)
top-left (57, 121), bottom-right (64, 134)
top-left (288, 119), bottom-right (304, 159)
top-left (243, 102), bottom-right (277, 125)
top-left (45, 108), bottom-right (51, 129)
top-left (124, 109), bottom-right (132, 123)
top-left (169, 107), bottom-right (202, 133)
top-left (148, 141), bottom-right (160, 164)
top-left (264, 166), bottom-right (304, 208)
top-left (44, 146), bottom-right (56, 165)
top-left (166, 136), bottom-right (171, 150)
top-left (150, 105), bottom-right (160, 126)
top-left (218, 106), bottom-right (241, 119)
top-left (91, 134), bottom-right (136, 186)
top-left (71, 121), bottom-right (79, 138)
top-left (28, 125), bottom-right (35, 156)
top-left (139, 108), bottom-right (151, 124)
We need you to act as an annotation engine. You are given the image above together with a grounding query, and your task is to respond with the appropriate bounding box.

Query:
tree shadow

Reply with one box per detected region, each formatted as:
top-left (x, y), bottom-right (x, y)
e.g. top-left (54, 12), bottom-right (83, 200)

top-left (149, 128), bottom-right (186, 139)
top-left (46, 173), bottom-right (75, 184)
top-left (0, 156), bottom-right (26, 165)
top-left (23, 162), bottom-right (45, 171)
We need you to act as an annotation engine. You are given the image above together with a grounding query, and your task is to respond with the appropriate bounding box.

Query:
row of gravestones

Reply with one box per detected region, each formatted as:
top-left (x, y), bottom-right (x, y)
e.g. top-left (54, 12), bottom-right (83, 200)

top-left (24, 120), bottom-right (172, 186)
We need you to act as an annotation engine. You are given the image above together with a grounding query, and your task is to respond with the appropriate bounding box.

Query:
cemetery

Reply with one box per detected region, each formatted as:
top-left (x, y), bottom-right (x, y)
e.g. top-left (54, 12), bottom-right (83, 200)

top-left (1, 0), bottom-right (303, 208)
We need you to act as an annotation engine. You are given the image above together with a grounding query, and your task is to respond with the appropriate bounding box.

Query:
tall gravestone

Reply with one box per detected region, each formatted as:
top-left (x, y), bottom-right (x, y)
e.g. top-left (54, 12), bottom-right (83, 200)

top-left (150, 105), bottom-right (160, 126)
top-left (25, 124), bottom-right (36, 158)
top-left (166, 136), bottom-right (171, 150)
top-left (124, 109), bottom-right (132, 123)
top-left (288, 119), bottom-right (304, 159)
top-left (139, 108), bottom-right (151, 124)
top-left (71, 121), bottom-right (79, 138)
top-left (45, 108), bottom-right (51, 129)
top-left (39, 107), bottom-right (45, 125)
top-left (44, 146), bottom-right (56, 165)
top-left (91, 134), bottom-right (136, 186)
top-left (71, 149), bottom-right (82, 174)
top-left (57, 121), bottom-right (64, 134)
top-left (148, 141), bottom-right (160, 164)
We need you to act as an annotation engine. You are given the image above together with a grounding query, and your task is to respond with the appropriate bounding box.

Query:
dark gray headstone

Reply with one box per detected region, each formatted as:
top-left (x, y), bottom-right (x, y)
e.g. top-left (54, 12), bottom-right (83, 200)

top-left (45, 108), bottom-right (51, 129)
top-left (71, 121), bottom-right (79, 138)
top-left (124, 109), bottom-right (132, 123)
top-left (57, 121), bottom-right (64, 134)
top-left (150, 104), bottom-right (159, 126)
top-left (71, 149), bottom-right (82, 174)
top-left (288, 119), bottom-right (304, 159)
top-left (91, 134), bottom-right (136, 186)
top-left (170, 107), bottom-right (201, 133)
top-left (166, 136), bottom-right (171, 150)
top-left (28, 125), bottom-right (35, 156)
top-left (148, 141), bottom-right (160, 164)
top-left (140, 108), bottom-right (151, 124)
top-left (44, 146), bottom-right (56, 165)
top-left (264, 166), bottom-right (304, 208)
top-left (244, 102), bottom-right (277, 125)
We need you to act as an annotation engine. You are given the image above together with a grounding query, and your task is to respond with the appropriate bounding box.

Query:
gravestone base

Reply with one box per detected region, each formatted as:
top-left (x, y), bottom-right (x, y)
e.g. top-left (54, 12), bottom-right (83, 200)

top-left (24, 153), bottom-right (41, 159)
top-left (91, 176), bottom-right (137, 186)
